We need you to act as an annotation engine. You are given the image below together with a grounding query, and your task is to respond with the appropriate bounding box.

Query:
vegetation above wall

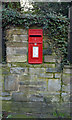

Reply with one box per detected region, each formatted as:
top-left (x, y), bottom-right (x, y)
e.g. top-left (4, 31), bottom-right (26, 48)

top-left (2, 3), bottom-right (70, 65)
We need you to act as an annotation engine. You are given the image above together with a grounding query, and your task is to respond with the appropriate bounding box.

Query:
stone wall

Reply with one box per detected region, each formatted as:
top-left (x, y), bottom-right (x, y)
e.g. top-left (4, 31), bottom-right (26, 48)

top-left (1, 63), bottom-right (71, 118)
top-left (0, 27), bottom-right (71, 118)
top-left (5, 27), bottom-right (61, 66)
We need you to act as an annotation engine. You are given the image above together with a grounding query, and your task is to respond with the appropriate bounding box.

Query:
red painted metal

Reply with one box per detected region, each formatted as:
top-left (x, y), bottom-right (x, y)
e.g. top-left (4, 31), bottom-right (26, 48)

top-left (28, 29), bottom-right (43, 64)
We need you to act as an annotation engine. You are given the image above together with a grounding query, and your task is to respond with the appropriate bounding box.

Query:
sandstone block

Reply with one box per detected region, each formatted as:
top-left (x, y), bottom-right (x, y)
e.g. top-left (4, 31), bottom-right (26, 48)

top-left (7, 55), bottom-right (27, 62)
top-left (6, 41), bottom-right (27, 47)
top-left (13, 35), bottom-right (28, 42)
top-left (4, 75), bottom-right (18, 91)
top-left (7, 47), bottom-right (27, 55)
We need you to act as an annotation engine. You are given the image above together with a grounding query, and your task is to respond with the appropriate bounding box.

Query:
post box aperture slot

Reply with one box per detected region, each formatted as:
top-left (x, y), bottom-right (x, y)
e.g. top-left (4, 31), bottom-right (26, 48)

top-left (30, 35), bottom-right (41, 37)
top-left (33, 46), bottom-right (39, 58)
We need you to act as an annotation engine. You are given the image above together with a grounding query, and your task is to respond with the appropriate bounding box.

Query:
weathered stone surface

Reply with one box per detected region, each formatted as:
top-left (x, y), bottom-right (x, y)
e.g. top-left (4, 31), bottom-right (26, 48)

top-left (10, 67), bottom-right (27, 74)
top-left (2, 96), bottom-right (11, 101)
top-left (48, 79), bottom-right (61, 92)
top-left (1, 92), bottom-right (10, 96)
top-left (62, 93), bottom-right (70, 102)
top-left (29, 95), bottom-right (43, 102)
top-left (18, 75), bottom-right (30, 81)
top-left (63, 68), bottom-right (71, 74)
top-left (29, 68), bottom-right (46, 75)
top-left (6, 41), bottom-right (27, 47)
top-left (6, 28), bottom-right (27, 35)
top-left (39, 73), bottom-right (53, 78)
top-left (44, 55), bottom-right (56, 62)
top-left (7, 55), bottom-right (27, 62)
top-left (46, 68), bottom-right (60, 73)
top-left (62, 84), bottom-right (70, 92)
top-left (43, 64), bottom-right (55, 68)
top-left (55, 73), bottom-right (61, 78)
top-left (62, 74), bottom-right (70, 84)
top-left (7, 47), bottom-right (27, 55)
top-left (12, 92), bottom-right (27, 101)
top-left (4, 75), bottom-right (18, 91)
top-left (19, 85), bottom-right (45, 92)
top-left (13, 35), bottom-right (28, 42)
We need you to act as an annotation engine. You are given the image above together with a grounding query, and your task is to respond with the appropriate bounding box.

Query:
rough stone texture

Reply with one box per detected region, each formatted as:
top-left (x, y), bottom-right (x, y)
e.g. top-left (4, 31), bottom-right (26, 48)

top-left (44, 55), bottom-right (56, 62)
top-left (7, 55), bottom-right (27, 62)
top-left (7, 47), bottom-right (27, 55)
top-left (10, 67), bottom-right (28, 75)
top-left (29, 68), bottom-right (46, 75)
top-left (4, 75), bottom-right (18, 91)
top-left (13, 35), bottom-right (28, 42)
top-left (62, 93), bottom-right (70, 102)
top-left (12, 92), bottom-right (27, 102)
top-left (6, 41), bottom-right (27, 47)
top-left (48, 79), bottom-right (61, 92)
top-left (39, 73), bottom-right (53, 78)
top-left (43, 64), bottom-right (55, 68)
top-left (46, 68), bottom-right (60, 73)
top-left (63, 68), bottom-right (71, 74)
top-left (1, 92), bottom-right (10, 96)
top-left (2, 96), bottom-right (11, 101)
top-left (62, 73), bottom-right (70, 84)
top-left (62, 84), bottom-right (70, 92)
top-left (55, 73), bottom-right (61, 78)
top-left (18, 75), bottom-right (30, 81)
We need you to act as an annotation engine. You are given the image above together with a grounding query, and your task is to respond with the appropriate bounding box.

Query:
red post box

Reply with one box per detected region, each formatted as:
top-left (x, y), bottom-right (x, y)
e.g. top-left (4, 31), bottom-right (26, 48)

top-left (28, 29), bottom-right (43, 64)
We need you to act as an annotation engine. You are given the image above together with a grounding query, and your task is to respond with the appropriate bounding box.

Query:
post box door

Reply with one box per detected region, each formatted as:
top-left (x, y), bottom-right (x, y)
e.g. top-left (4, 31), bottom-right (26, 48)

top-left (28, 43), bottom-right (42, 64)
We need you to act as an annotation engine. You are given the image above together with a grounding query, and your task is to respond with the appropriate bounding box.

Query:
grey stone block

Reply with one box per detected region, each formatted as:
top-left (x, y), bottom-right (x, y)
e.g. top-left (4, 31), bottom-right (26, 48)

top-left (55, 73), bottom-right (61, 78)
top-left (1, 92), bottom-right (10, 96)
top-left (29, 95), bottom-right (43, 102)
top-left (62, 93), bottom-right (70, 102)
top-left (62, 84), bottom-right (70, 92)
top-left (10, 67), bottom-right (25, 74)
top-left (2, 96), bottom-right (11, 101)
top-left (62, 74), bottom-right (70, 84)
top-left (48, 79), bottom-right (61, 92)
top-left (4, 75), bottom-right (18, 91)
top-left (29, 68), bottom-right (46, 75)
top-left (46, 68), bottom-right (60, 73)
top-left (12, 92), bottom-right (27, 102)
top-left (63, 68), bottom-right (71, 74)
top-left (39, 73), bottom-right (53, 78)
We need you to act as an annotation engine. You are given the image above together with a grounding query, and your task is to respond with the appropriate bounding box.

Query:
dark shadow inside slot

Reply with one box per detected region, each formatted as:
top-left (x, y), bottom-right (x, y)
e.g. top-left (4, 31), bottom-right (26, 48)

top-left (30, 35), bottom-right (41, 37)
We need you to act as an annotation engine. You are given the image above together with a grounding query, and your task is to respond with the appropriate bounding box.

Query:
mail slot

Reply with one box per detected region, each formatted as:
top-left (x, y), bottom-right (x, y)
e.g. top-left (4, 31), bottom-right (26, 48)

top-left (28, 29), bottom-right (43, 64)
